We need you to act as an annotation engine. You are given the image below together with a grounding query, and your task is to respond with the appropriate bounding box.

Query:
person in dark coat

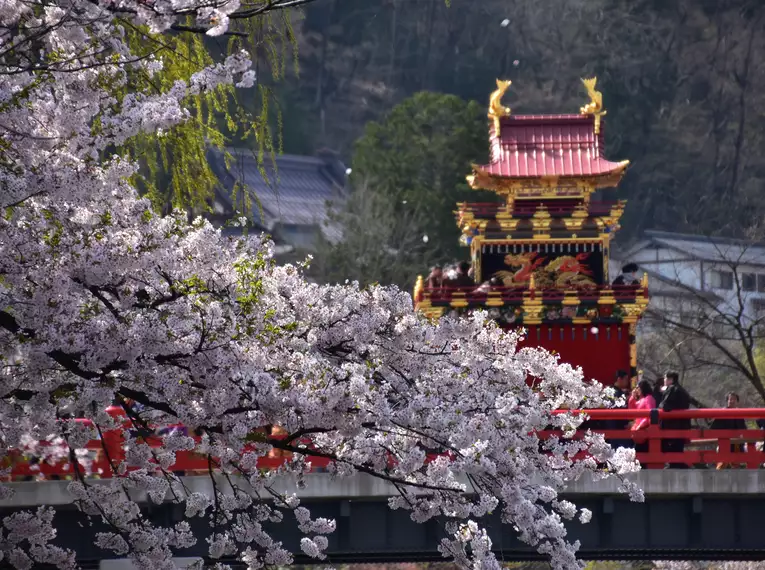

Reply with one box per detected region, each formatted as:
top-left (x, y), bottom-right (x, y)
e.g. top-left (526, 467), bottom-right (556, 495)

top-left (606, 370), bottom-right (633, 448)
top-left (710, 392), bottom-right (748, 468)
top-left (658, 370), bottom-right (691, 468)
top-left (710, 392), bottom-right (747, 432)
top-left (612, 263), bottom-right (640, 286)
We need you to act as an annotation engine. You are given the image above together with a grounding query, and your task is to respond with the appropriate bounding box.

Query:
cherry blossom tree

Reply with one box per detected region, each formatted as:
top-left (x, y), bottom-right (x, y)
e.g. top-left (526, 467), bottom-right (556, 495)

top-left (0, 2), bottom-right (640, 569)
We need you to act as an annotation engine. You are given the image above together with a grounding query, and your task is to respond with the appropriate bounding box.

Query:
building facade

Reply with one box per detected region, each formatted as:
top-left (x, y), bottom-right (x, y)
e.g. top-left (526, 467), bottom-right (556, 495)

top-left (616, 230), bottom-right (765, 326)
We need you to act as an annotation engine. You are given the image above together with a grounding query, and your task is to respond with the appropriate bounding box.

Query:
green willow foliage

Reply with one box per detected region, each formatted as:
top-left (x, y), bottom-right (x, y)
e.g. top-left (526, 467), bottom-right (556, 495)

top-left (115, 12), bottom-right (299, 216)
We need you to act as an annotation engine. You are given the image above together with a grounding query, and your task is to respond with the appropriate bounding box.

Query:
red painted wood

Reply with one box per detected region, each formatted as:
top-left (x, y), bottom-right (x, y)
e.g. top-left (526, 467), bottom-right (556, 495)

top-left (5, 410), bottom-right (765, 480)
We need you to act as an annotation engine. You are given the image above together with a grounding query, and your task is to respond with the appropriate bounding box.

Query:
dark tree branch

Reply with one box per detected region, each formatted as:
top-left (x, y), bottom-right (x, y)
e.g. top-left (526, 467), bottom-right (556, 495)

top-left (170, 23), bottom-right (248, 37)
top-left (228, 0), bottom-right (320, 20)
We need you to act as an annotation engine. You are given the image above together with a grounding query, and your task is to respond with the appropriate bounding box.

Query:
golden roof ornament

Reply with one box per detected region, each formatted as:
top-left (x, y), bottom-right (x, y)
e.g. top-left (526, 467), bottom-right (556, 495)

top-left (488, 79), bottom-right (512, 135)
top-left (413, 274), bottom-right (424, 303)
top-left (579, 77), bottom-right (607, 134)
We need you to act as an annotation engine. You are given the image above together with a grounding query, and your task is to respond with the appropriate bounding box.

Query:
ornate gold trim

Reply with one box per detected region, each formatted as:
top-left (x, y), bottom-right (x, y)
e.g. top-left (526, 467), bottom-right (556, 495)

top-left (421, 306), bottom-right (446, 320)
top-left (458, 202), bottom-right (625, 242)
top-left (563, 217), bottom-right (585, 231)
top-left (521, 277), bottom-right (543, 324)
top-left (621, 303), bottom-right (649, 322)
top-left (561, 290), bottom-right (580, 306)
top-left (597, 290), bottom-right (617, 305)
top-left (486, 292), bottom-right (504, 307)
top-left (629, 322), bottom-right (638, 371)
top-left (414, 299), bottom-right (445, 320)
top-left (478, 237), bottom-right (606, 245)
top-left (467, 167), bottom-right (628, 195)
top-left (531, 205), bottom-right (552, 239)
top-left (449, 292), bottom-right (469, 308)
top-left (463, 222), bottom-right (621, 240)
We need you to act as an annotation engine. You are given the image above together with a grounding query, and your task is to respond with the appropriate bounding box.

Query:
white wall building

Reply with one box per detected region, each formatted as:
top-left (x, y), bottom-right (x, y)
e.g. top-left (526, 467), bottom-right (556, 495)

top-left (613, 230), bottom-right (765, 326)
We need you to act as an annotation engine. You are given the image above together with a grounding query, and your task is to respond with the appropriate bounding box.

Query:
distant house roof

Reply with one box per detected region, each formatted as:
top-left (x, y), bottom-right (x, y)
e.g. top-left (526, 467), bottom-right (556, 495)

top-left (207, 147), bottom-right (346, 243)
top-left (624, 230), bottom-right (765, 267)
top-left (475, 114), bottom-right (629, 179)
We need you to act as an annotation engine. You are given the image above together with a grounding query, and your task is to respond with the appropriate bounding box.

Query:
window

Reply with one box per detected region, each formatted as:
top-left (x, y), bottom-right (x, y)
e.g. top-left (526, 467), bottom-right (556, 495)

top-left (758, 274), bottom-right (765, 293)
top-left (711, 270), bottom-right (734, 290)
top-left (742, 273), bottom-right (757, 292)
top-left (752, 299), bottom-right (765, 325)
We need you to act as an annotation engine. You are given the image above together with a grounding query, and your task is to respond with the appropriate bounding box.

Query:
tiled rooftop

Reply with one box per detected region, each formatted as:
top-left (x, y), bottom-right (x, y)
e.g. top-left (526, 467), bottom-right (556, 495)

top-left (479, 114), bottom-right (627, 178)
top-left (208, 147), bottom-right (346, 243)
top-left (631, 231), bottom-right (765, 267)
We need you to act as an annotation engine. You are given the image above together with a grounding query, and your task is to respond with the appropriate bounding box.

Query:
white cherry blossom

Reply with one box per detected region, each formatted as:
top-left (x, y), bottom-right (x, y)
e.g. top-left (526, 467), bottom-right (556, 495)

top-left (0, 2), bottom-right (641, 569)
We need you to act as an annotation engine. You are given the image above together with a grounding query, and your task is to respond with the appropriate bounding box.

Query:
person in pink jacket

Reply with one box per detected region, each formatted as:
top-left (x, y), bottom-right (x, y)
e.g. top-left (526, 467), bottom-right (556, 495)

top-left (628, 379), bottom-right (657, 459)
top-left (629, 380), bottom-right (657, 429)
top-left (629, 380), bottom-right (658, 450)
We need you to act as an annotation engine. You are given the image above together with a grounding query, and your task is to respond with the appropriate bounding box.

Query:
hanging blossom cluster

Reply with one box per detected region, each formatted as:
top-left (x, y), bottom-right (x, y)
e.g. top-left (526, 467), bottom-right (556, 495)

top-left (1, 2), bottom-right (640, 569)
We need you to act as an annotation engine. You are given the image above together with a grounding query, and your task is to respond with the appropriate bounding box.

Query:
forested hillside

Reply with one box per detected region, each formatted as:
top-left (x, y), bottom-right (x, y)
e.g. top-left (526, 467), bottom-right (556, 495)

top-left (272, 0), bottom-right (765, 239)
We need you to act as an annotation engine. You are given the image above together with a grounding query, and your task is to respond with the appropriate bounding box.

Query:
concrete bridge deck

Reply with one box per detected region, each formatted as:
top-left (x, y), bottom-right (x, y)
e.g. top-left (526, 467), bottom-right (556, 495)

top-left (2, 470), bottom-right (765, 566)
top-left (2, 469), bottom-right (763, 507)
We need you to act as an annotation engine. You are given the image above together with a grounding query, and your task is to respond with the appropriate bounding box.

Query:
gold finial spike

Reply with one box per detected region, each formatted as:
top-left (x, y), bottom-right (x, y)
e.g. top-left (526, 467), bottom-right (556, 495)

top-left (488, 79), bottom-right (512, 135)
top-left (641, 272), bottom-right (648, 288)
top-left (529, 274), bottom-right (536, 290)
top-left (413, 274), bottom-right (424, 305)
top-left (579, 77), bottom-right (607, 134)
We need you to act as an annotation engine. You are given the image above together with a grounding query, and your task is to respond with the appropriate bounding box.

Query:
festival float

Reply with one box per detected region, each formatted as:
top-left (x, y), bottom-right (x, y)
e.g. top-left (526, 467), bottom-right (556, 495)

top-left (414, 78), bottom-right (649, 385)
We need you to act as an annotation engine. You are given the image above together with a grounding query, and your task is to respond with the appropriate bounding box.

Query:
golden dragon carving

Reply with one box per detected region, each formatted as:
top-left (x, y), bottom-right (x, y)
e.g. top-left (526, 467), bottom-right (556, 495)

top-left (488, 79), bottom-right (512, 135)
top-left (580, 77), bottom-right (607, 134)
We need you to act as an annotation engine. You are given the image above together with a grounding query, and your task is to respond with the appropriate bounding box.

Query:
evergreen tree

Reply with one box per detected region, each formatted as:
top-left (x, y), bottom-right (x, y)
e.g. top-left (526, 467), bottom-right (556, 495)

top-left (350, 91), bottom-right (493, 268)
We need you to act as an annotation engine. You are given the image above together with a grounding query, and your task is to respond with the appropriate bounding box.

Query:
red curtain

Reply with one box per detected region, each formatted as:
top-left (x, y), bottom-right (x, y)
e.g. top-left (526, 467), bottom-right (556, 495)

top-left (513, 324), bottom-right (631, 385)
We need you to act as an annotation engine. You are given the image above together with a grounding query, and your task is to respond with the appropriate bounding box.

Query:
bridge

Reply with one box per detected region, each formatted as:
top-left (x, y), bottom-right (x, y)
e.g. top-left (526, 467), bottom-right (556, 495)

top-left (3, 408), bottom-right (765, 567)
top-left (4, 470), bottom-right (765, 567)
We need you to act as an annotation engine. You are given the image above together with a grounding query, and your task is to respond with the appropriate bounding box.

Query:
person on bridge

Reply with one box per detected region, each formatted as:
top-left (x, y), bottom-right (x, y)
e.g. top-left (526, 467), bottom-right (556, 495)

top-left (658, 371), bottom-right (691, 469)
top-left (629, 380), bottom-right (657, 463)
top-left (710, 392), bottom-right (748, 469)
top-left (606, 370), bottom-right (633, 449)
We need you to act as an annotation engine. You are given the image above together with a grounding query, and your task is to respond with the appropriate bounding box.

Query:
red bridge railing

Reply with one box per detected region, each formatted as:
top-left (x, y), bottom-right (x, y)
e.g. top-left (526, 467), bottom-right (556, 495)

top-left (4, 409), bottom-right (765, 480)
top-left (554, 408), bottom-right (765, 469)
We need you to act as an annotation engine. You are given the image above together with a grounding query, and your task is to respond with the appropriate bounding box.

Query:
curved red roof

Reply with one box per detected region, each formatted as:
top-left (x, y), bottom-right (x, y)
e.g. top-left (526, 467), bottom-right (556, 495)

top-left (477, 114), bottom-right (628, 179)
